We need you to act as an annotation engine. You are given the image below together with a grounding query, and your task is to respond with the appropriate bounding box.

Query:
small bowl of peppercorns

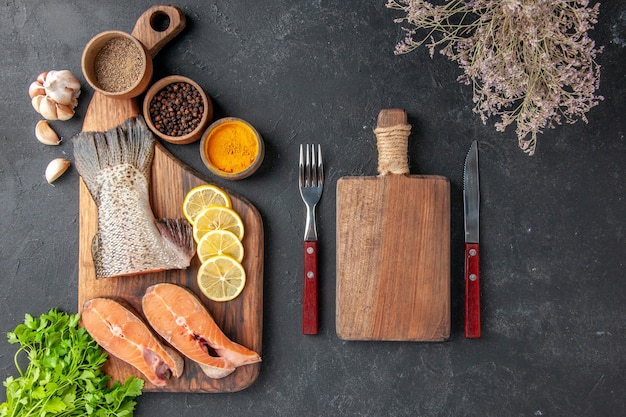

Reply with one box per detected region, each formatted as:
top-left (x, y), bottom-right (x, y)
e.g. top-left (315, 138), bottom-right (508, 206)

top-left (143, 75), bottom-right (213, 144)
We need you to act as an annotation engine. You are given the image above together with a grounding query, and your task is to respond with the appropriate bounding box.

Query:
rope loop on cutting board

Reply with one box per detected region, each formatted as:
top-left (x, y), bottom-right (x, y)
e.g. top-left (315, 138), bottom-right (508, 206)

top-left (373, 123), bottom-right (411, 175)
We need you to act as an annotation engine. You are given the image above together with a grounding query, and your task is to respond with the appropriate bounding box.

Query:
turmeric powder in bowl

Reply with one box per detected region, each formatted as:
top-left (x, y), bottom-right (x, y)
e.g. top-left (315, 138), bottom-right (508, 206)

top-left (200, 117), bottom-right (265, 180)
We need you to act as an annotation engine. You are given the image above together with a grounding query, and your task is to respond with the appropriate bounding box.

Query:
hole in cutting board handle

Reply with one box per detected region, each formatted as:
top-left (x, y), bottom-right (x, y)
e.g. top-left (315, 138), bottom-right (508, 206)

top-left (150, 11), bottom-right (171, 32)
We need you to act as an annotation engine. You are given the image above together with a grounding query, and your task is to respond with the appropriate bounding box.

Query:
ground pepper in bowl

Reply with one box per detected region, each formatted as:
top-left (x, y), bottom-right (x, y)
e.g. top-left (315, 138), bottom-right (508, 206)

top-left (94, 37), bottom-right (144, 93)
top-left (149, 81), bottom-right (204, 137)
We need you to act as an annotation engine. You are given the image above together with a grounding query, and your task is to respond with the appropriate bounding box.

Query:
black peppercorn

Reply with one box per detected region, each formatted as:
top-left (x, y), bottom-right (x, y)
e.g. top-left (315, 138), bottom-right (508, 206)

top-left (149, 82), bottom-right (204, 137)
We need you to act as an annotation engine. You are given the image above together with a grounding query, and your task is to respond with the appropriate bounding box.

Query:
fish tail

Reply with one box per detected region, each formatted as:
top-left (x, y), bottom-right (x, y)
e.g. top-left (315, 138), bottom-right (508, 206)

top-left (155, 218), bottom-right (196, 260)
top-left (72, 116), bottom-right (155, 200)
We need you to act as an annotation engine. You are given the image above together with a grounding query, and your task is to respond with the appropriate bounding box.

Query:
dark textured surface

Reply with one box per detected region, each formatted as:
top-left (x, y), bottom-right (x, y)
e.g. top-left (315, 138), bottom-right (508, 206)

top-left (1, 1), bottom-right (625, 416)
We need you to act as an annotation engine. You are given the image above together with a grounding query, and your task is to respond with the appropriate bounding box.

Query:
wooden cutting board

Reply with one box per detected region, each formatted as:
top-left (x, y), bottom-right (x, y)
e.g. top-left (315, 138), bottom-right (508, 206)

top-left (336, 109), bottom-right (450, 341)
top-left (77, 6), bottom-right (263, 393)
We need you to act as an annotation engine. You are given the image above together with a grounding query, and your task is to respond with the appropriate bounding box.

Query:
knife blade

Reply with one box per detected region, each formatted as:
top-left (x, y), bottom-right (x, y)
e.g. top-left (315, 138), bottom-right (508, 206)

top-left (463, 140), bottom-right (480, 338)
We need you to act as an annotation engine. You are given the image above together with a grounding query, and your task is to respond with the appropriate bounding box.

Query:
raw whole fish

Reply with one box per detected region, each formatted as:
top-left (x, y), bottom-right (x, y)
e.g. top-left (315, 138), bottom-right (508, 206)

top-left (142, 283), bottom-right (261, 379)
top-left (72, 116), bottom-right (195, 278)
top-left (82, 297), bottom-right (184, 387)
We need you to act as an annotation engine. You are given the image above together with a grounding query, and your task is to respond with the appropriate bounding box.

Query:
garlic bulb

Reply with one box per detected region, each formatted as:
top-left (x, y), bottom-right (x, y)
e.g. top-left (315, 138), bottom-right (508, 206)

top-left (35, 120), bottom-right (61, 145)
top-left (29, 70), bottom-right (81, 121)
top-left (45, 158), bottom-right (71, 184)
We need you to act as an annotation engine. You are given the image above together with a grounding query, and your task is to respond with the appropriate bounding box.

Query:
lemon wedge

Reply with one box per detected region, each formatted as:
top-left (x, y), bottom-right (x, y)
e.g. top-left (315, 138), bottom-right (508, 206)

top-left (197, 255), bottom-right (246, 302)
top-left (193, 205), bottom-right (244, 243)
top-left (183, 184), bottom-right (232, 224)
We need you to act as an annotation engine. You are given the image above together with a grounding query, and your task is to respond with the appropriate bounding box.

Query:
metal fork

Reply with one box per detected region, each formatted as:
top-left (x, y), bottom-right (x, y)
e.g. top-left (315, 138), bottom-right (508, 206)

top-left (299, 144), bottom-right (324, 335)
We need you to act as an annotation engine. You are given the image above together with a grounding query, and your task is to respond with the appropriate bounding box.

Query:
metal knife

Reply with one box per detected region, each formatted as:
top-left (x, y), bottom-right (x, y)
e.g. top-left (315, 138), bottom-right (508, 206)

top-left (463, 140), bottom-right (481, 338)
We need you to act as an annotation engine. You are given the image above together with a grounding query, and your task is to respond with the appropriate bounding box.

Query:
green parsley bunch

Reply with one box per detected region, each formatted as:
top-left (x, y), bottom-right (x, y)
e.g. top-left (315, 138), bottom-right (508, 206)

top-left (0, 309), bottom-right (143, 416)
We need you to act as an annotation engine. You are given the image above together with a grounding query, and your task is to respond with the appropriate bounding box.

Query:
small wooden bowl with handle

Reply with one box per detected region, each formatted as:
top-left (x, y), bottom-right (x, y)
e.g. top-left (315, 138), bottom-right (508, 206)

top-left (81, 5), bottom-right (186, 100)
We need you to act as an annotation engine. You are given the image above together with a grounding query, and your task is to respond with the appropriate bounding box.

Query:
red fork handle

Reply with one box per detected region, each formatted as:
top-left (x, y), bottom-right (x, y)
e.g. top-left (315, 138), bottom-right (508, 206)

top-left (303, 240), bottom-right (318, 334)
top-left (464, 242), bottom-right (481, 338)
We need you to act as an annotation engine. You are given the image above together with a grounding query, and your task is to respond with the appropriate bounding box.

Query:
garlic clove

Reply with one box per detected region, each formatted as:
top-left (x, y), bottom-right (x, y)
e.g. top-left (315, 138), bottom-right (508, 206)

top-left (31, 95), bottom-right (42, 113)
top-left (28, 81), bottom-right (45, 99)
top-left (35, 120), bottom-right (61, 145)
top-left (37, 72), bottom-right (48, 84)
top-left (55, 103), bottom-right (75, 121)
top-left (29, 72), bottom-right (48, 99)
top-left (43, 70), bottom-right (81, 108)
top-left (33, 95), bottom-right (60, 120)
top-left (39, 96), bottom-right (59, 120)
top-left (45, 158), bottom-right (71, 184)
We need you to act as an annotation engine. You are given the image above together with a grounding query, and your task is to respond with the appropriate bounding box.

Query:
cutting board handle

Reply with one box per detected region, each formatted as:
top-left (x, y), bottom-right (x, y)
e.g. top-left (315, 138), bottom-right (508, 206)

top-left (131, 5), bottom-right (187, 58)
top-left (374, 109), bottom-right (412, 176)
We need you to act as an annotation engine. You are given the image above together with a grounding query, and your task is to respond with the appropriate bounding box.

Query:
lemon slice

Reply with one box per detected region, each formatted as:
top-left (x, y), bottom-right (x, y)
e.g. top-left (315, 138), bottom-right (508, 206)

top-left (197, 230), bottom-right (244, 263)
top-left (197, 255), bottom-right (246, 302)
top-left (183, 184), bottom-right (232, 224)
top-left (193, 205), bottom-right (244, 243)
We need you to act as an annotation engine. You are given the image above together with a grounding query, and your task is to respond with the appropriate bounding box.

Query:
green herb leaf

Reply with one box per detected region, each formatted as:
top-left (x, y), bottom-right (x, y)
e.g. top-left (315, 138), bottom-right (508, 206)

top-left (44, 396), bottom-right (67, 413)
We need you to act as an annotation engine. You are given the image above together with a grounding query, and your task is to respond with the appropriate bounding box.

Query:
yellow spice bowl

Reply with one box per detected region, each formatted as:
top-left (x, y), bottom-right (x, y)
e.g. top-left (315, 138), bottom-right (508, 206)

top-left (200, 117), bottom-right (265, 180)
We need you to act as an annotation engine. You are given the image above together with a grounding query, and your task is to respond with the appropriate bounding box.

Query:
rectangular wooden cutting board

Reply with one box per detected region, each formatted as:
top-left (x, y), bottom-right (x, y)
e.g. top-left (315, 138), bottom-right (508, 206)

top-left (77, 93), bottom-right (263, 393)
top-left (335, 109), bottom-right (450, 341)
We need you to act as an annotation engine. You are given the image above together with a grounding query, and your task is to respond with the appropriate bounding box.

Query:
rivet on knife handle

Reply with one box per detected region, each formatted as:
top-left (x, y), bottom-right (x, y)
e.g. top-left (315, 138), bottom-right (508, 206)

top-left (464, 243), bottom-right (480, 338)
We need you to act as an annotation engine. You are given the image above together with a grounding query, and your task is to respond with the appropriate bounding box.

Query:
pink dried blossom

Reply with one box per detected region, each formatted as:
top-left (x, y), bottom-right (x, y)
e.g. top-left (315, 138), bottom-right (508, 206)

top-left (387, 0), bottom-right (603, 155)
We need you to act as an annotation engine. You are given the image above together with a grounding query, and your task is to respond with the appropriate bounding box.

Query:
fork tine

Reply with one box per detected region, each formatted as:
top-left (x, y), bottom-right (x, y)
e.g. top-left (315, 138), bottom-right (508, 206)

top-left (304, 144), bottom-right (309, 187)
top-left (317, 144), bottom-right (323, 186)
top-left (299, 144), bottom-right (304, 187)
top-left (309, 144), bottom-right (316, 187)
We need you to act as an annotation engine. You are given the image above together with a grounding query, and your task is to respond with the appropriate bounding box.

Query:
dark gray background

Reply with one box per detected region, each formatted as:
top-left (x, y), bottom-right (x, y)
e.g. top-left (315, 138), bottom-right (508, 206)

top-left (1, 1), bottom-right (624, 416)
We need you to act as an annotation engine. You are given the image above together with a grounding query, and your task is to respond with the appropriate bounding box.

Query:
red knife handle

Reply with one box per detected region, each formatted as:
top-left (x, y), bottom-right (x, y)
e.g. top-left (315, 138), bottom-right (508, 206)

top-left (464, 242), bottom-right (481, 338)
top-left (303, 240), bottom-right (318, 334)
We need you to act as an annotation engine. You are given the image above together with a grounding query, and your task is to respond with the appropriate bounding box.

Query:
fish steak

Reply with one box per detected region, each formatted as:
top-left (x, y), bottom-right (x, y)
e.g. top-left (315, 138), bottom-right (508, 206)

top-left (142, 283), bottom-right (261, 379)
top-left (82, 297), bottom-right (184, 387)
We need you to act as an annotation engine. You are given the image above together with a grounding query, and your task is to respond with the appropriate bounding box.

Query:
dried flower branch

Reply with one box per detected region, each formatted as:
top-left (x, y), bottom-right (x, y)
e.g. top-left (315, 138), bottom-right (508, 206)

top-left (387, 0), bottom-right (603, 155)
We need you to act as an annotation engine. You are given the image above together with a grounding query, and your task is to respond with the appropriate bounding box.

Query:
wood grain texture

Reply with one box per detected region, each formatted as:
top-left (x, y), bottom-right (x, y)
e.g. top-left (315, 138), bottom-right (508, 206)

top-left (336, 108), bottom-right (450, 342)
top-left (78, 92), bottom-right (263, 392)
top-left (336, 175), bottom-right (450, 341)
top-left (131, 5), bottom-right (186, 58)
